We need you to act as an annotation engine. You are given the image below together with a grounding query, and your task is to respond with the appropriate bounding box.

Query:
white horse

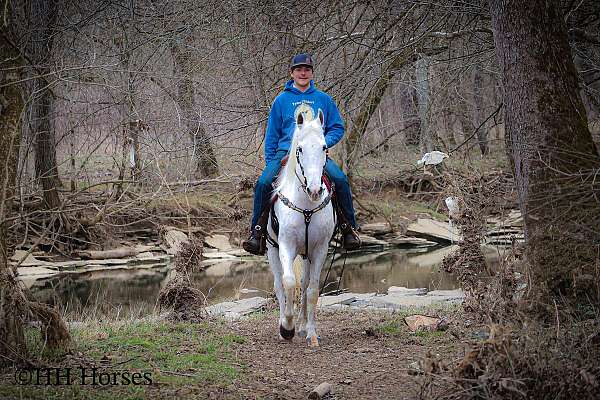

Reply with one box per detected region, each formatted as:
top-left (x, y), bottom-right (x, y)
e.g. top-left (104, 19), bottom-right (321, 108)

top-left (266, 109), bottom-right (335, 347)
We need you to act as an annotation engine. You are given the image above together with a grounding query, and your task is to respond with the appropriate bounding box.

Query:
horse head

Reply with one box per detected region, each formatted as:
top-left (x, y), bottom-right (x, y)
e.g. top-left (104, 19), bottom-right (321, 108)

top-left (294, 109), bottom-right (327, 202)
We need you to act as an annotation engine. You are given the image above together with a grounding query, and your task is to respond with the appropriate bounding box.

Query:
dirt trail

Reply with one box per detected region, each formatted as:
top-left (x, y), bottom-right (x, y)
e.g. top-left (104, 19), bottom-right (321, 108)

top-left (226, 309), bottom-right (461, 400)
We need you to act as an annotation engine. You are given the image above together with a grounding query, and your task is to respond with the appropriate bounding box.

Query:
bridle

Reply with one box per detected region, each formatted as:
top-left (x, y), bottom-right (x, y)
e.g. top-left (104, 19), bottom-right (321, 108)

top-left (294, 145), bottom-right (327, 197)
top-left (273, 144), bottom-right (333, 260)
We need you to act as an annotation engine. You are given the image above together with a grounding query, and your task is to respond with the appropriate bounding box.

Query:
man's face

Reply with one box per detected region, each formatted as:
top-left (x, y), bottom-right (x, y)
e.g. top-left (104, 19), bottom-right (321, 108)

top-left (290, 66), bottom-right (313, 91)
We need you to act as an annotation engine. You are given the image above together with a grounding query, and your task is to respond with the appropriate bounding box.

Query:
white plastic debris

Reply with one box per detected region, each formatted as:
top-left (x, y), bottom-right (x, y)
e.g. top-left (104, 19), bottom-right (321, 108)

top-left (445, 197), bottom-right (460, 219)
top-left (417, 151), bottom-right (449, 167)
top-left (445, 196), bottom-right (460, 244)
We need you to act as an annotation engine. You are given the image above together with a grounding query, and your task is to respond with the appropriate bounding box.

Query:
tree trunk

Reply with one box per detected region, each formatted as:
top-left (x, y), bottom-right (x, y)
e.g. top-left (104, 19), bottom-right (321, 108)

top-left (116, 31), bottom-right (143, 183)
top-left (29, 0), bottom-right (61, 209)
top-left (399, 81), bottom-right (421, 146)
top-left (490, 0), bottom-right (600, 303)
top-left (345, 48), bottom-right (415, 177)
top-left (32, 79), bottom-right (61, 209)
top-left (454, 98), bottom-right (473, 149)
top-left (171, 38), bottom-right (219, 178)
top-left (1, 2), bottom-right (70, 366)
top-left (0, 28), bottom-right (29, 364)
top-left (416, 54), bottom-right (436, 153)
top-left (473, 65), bottom-right (489, 155)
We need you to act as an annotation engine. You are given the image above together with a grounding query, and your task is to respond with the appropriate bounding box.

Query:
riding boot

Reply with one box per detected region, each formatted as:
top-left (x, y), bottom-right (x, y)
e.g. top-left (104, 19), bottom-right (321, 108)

top-left (242, 206), bottom-right (270, 255)
top-left (333, 199), bottom-right (361, 250)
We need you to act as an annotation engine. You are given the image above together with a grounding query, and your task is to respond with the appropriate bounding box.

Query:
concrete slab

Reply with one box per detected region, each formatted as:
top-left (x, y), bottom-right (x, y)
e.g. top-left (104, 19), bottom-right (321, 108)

top-left (387, 286), bottom-right (428, 296)
top-left (204, 234), bottom-right (233, 251)
top-left (205, 297), bottom-right (267, 320)
top-left (407, 218), bottom-right (461, 242)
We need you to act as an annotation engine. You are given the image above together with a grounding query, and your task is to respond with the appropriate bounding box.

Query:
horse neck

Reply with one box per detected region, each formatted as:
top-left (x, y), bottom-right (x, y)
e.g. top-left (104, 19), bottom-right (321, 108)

top-left (275, 126), bottom-right (326, 207)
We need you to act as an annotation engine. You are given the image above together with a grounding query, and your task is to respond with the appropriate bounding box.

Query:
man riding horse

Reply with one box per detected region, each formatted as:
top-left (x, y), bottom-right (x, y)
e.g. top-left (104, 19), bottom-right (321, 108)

top-left (243, 53), bottom-right (361, 255)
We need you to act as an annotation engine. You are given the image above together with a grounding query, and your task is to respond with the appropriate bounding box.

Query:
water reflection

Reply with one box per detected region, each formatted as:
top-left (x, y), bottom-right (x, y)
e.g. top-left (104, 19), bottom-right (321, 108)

top-left (28, 246), bottom-right (501, 319)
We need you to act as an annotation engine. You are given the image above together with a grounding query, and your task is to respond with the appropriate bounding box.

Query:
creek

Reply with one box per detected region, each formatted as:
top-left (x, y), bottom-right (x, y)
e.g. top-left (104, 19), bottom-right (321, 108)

top-left (27, 245), bottom-right (503, 319)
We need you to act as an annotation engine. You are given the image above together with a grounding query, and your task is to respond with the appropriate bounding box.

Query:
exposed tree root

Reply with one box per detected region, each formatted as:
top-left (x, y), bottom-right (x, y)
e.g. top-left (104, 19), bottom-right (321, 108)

top-left (158, 238), bottom-right (206, 321)
top-left (1, 268), bottom-right (71, 366)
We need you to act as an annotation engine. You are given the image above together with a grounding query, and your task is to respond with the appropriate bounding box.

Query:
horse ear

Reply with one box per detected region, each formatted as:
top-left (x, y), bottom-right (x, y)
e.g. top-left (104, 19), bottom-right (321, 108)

top-left (318, 109), bottom-right (324, 126)
top-left (296, 113), bottom-right (304, 127)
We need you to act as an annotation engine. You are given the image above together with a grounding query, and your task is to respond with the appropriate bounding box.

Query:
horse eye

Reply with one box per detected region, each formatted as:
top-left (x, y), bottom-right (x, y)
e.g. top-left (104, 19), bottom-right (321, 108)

top-left (322, 145), bottom-right (327, 151)
top-left (298, 147), bottom-right (303, 153)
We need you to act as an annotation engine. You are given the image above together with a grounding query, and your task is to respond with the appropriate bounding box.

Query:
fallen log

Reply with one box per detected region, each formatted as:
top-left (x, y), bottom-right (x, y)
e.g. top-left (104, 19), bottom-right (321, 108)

top-left (76, 247), bottom-right (138, 260)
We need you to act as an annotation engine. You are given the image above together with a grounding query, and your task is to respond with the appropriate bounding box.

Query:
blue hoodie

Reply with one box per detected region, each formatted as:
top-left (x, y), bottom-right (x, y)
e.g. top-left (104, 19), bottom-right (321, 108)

top-left (264, 80), bottom-right (345, 163)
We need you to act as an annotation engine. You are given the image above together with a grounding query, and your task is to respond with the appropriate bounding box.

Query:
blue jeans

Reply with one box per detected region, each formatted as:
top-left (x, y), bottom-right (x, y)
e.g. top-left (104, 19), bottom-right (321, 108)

top-left (251, 150), bottom-right (357, 229)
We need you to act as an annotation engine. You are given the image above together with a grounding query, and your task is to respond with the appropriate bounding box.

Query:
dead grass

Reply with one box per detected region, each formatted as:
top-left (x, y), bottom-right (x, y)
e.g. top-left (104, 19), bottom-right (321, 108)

top-left (419, 316), bottom-right (600, 400)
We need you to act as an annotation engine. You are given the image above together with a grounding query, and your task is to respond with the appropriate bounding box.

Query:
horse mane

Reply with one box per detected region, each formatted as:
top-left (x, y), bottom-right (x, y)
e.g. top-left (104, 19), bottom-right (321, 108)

top-left (273, 119), bottom-right (323, 196)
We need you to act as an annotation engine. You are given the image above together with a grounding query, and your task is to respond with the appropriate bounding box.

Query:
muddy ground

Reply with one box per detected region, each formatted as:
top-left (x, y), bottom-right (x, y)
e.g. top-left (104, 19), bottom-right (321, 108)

top-left (220, 308), bottom-right (464, 400)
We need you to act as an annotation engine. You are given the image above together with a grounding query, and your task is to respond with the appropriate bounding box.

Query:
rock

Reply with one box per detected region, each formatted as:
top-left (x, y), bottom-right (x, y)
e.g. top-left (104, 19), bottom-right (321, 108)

top-left (163, 230), bottom-right (189, 254)
top-left (136, 252), bottom-right (155, 259)
top-left (202, 251), bottom-right (237, 259)
top-left (204, 234), bottom-right (233, 251)
top-left (487, 228), bottom-right (522, 237)
top-left (408, 361), bottom-right (423, 375)
top-left (504, 209), bottom-right (523, 227)
top-left (359, 234), bottom-right (389, 246)
top-left (16, 266), bottom-right (59, 277)
top-left (226, 248), bottom-right (250, 257)
top-left (318, 289), bottom-right (464, 310)
top-left (404, 315), bottom-right (448, 332)
top-left (317, 293), bottom-right (357, 307)
top-left (10, 249), bottom-right (30, 262)
top-left (308, 382), bottom-right (332, 400)
top-left (205, 297), bottom-right (267, 320)
top-left (134, 244), bottom-right (161, 253)
top-left (407, 218), bottom-right (461, 242)
top-left (239, 288), bottom-right (262, 295)
top-left (10, 250), bottom-right (55, 267)
top-left (387, 286), bottom-right (428, 296)
top-left (388, 236), bottom-right (437, 247)
top-left (360, 222), bottom-right (393, 236)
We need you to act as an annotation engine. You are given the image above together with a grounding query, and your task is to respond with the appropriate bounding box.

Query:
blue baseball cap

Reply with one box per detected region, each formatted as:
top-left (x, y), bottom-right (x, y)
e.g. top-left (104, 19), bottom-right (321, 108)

top-left (290, 53), bottom-right (314, 70)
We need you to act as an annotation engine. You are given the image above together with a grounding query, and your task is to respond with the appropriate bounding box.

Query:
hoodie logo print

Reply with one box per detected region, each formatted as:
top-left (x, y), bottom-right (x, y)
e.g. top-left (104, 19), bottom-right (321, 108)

top-left (294, 103), bottom-right (314, 122)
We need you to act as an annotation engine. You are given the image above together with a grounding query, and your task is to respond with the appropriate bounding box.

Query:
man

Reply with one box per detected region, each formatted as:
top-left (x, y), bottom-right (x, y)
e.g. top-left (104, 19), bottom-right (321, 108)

top-left (243, 53), bottom-right (361, 255)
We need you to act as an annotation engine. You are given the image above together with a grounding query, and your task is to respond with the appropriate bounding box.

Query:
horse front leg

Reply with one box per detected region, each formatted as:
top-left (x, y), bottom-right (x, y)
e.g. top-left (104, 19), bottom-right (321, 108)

top-left (305, 245), bottom-right (328, 347)
top-left (296, 257), bottom-right (311, 339)
top-left (278, 244), bottom-right (297, 340)
top-left (267, 245), bottom-right (288, 340)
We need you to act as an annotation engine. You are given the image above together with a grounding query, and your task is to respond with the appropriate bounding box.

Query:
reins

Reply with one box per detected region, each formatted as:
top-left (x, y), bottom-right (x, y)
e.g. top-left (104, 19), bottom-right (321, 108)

top-left (270, 147), bottom-right (333, 262)
top-left (294, 146), bottom-right (328, 196)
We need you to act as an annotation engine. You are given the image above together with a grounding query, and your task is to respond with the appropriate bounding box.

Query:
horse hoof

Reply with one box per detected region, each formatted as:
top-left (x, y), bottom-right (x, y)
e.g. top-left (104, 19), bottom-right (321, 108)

top-left (306, 336), bottom-right (321, 347)
top-left (279, 325), bottom-right (295, 340)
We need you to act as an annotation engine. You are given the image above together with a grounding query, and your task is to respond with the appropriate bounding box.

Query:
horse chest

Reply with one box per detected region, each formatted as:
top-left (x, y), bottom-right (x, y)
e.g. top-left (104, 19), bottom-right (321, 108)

top-left (272, 201), bottom-right (333, 244)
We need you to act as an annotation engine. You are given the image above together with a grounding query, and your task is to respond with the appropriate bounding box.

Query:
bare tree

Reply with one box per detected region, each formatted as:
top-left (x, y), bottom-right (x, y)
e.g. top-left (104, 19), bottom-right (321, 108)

top-left (473, 63), bottom-right (489, 155)
top-left (0, 12), bottom-right (29, 363)
top-left (1, 2), bottom-right (70, 365)
top-left (171, 32), bottom-right (219, 178)
top-left (28, 0), bottom-right (62, 209)
top-left (490, 0), bottom-right (600, 302)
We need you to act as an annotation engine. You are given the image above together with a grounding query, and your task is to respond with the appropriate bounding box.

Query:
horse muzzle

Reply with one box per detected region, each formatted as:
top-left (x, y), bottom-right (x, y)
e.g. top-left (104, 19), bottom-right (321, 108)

top-left (306, 186), bottom-right (324, 202)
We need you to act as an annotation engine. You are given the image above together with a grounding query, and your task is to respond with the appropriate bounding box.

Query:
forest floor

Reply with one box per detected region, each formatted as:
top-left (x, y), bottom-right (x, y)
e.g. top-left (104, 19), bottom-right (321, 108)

top-left (3, 151), bottom-right (513, 399)
top-left (0, 303), bottom-right (470, 400)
